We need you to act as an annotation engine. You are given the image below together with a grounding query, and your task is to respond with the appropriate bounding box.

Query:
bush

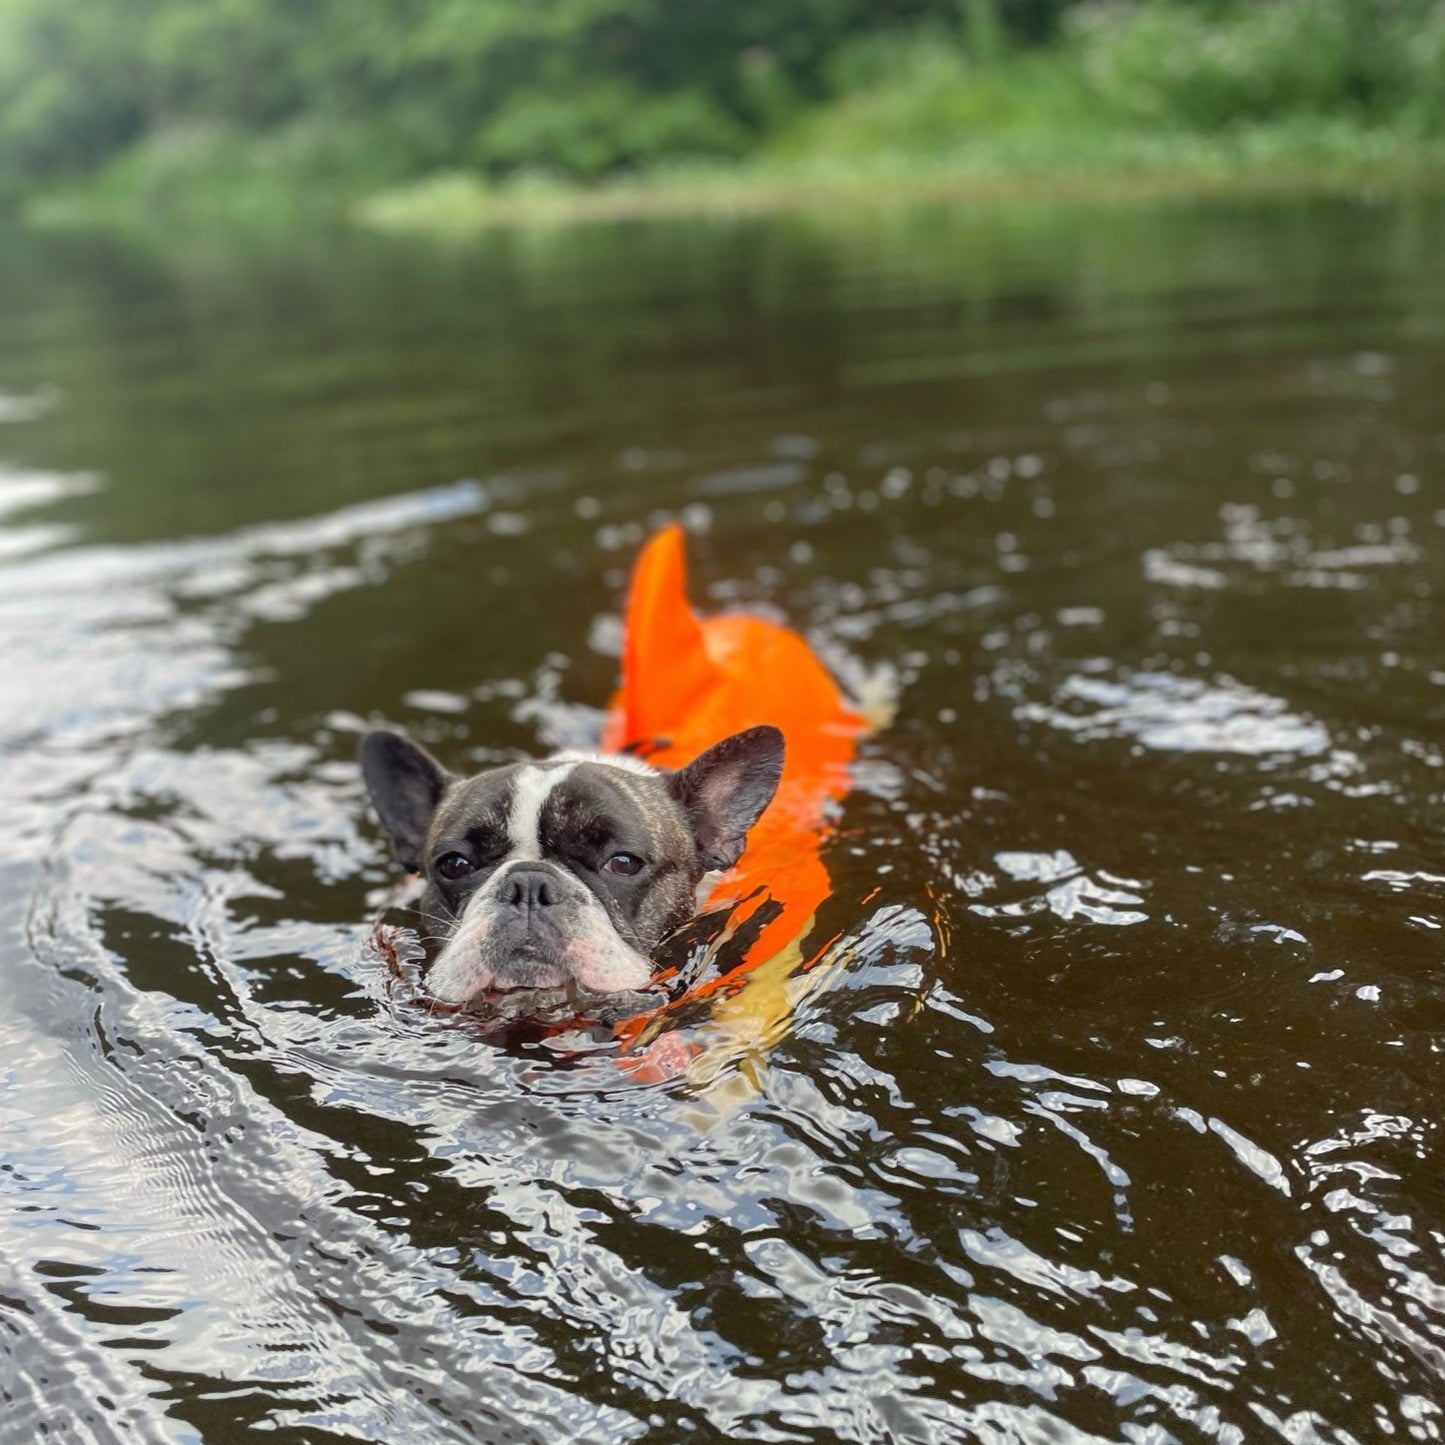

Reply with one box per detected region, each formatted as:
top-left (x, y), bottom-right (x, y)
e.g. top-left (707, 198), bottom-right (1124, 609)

top-left (474, 84), bottom-right (749, 177)
top-left (772, 24), bottom-right (1099, 167)
top-left (29, 119), bottom-right (408, 232)
top-left (1398, 2), bottom-right (1445, 131)
top-left (1068, 0), bottom-right (1437, 132)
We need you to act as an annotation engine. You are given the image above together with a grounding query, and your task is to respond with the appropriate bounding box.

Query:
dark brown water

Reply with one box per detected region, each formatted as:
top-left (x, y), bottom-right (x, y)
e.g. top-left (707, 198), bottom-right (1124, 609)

top-left (1, 194), bottom-right (1443, 1443)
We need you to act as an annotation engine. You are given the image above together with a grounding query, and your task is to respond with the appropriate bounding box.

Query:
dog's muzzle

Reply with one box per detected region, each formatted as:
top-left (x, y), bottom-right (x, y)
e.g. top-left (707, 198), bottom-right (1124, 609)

top-left (425, 860), bottom-right (655, 1005)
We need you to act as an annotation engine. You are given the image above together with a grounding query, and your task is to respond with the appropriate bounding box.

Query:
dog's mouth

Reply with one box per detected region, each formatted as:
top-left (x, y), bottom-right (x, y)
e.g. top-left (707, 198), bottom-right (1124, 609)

top-left (374, 920), bottom-right (661, 1025)
top-left (495, 936), bottom-right (571, 987)
top-left (436, 944), bottom-right (573, 999)
top-left (424, 934), bottom-right (634, 1000)
top-left (422, 885), bottom-right (660, 1008)
top-left (435, 974), bottom-right (663, 1029)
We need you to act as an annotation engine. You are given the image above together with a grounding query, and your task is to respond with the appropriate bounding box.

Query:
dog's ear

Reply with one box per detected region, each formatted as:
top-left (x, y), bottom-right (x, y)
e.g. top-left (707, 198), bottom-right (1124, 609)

top-left (360, 730), bottom-right (452, 872)
top-left (666, 725), bottom-right (785, 873)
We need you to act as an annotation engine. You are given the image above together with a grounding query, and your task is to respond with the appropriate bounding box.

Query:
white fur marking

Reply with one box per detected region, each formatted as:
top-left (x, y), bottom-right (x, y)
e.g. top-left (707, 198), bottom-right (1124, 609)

top-left (546, 749), bottom-right (659, 777)
top-left (426, 889), bottom-right (495, 1002)
top-left (506, 762), bottom-right (577, 861)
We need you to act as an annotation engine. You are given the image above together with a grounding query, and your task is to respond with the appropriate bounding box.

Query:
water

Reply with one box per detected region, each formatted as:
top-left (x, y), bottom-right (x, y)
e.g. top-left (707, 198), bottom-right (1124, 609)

top-left (1, 194), bottom-right (1443, 1443)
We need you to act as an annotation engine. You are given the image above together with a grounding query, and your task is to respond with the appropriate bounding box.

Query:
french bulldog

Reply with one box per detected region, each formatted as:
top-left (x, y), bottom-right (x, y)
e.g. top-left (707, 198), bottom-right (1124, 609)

top-left (361, 725), bottom-right (784, 1006)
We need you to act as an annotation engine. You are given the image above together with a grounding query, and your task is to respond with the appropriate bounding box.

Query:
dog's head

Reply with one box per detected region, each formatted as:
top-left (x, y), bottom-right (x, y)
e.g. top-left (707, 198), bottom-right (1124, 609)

top-left (361, 725), bottom-right (784, 1006)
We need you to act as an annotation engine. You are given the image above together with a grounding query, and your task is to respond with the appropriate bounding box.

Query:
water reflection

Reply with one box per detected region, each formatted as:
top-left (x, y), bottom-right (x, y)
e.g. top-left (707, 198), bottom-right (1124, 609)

top-left (1, 195), bottom-right (1444, 1440)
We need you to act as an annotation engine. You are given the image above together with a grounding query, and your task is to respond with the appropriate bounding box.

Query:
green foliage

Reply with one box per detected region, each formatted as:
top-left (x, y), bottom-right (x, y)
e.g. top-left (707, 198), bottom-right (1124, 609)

top-left (770, 1), bottom-right (1445, 169)
top-left (0, 0), bottom-right (965, 195)
top-left (2, 0), bottom-right (1445, 229)
top-left (0, 0), bottom-right (146, 182)
top-left (780, 41), bottom-right (1096, 164)
top-left (28, 120), bottom-right (411, 234)
top-left (1398, 3), bottom-right (1445, 131)
top-left (476, 83), bottom-right (749, 176)
top-left (1068, 0), bottom-right (1432, 130)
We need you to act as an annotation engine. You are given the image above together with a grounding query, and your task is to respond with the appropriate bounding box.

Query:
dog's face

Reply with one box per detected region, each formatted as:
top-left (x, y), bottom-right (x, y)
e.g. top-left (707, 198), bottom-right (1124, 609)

top-left (361, 726), bottom-right (784, 1006)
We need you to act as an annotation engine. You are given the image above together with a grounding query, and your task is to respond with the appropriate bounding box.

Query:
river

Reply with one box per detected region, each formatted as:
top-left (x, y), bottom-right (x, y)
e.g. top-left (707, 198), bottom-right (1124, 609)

top-left (0, 194), bottom-right (1442, 1442)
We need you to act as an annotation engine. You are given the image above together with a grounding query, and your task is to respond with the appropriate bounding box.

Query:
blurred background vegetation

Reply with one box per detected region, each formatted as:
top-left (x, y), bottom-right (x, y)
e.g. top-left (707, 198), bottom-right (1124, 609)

top-left (2, 0), bottom-right (1443, 233)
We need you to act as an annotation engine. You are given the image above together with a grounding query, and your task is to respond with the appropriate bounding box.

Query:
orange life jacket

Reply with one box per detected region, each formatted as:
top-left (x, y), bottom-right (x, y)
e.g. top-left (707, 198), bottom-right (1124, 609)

top-left (599, 525), bottom-right (867, 1051)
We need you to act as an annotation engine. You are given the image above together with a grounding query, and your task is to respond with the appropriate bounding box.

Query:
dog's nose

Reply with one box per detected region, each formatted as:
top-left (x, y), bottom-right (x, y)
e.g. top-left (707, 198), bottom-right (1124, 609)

top-left (503, 865), bottom-right (559, 915)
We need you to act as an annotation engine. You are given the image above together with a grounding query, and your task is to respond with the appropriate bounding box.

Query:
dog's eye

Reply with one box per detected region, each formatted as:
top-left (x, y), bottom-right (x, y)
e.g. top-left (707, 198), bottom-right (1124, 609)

top-left (603, 852), bottom-right (644, 877)
top-left (434, 852), bottom-right (476, 881)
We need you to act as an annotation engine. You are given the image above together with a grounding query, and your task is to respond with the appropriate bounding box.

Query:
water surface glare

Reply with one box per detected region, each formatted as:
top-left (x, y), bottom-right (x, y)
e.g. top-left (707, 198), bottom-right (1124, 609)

top-left (1, 196), bottom-right (1444, 1442)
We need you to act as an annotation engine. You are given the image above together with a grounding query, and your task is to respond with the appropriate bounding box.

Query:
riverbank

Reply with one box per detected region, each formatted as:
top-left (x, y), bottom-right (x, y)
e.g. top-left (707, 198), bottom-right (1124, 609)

top-left (355, 130), bottom-right (1445, 236)
top-left (25, 122), bottom-right (1445, 243)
